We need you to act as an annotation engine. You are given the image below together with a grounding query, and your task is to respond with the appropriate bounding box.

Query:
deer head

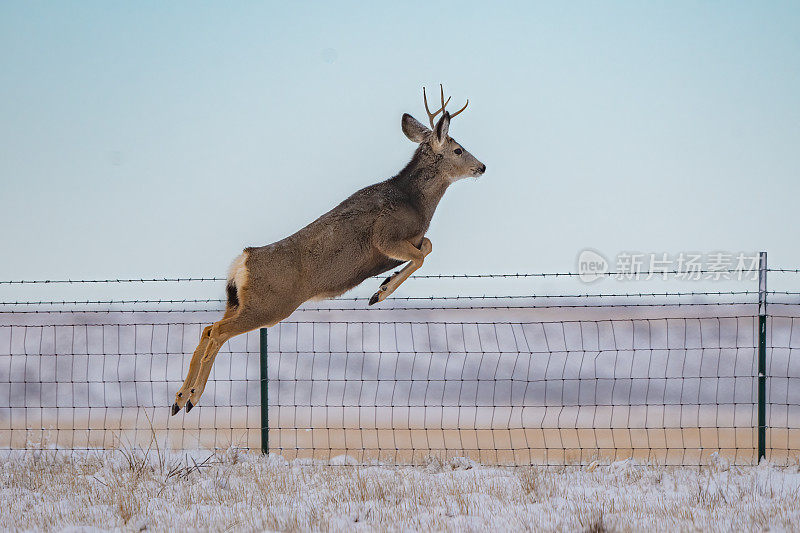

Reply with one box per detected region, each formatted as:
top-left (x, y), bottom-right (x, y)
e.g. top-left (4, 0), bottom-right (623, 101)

top-left (401, 85), bottom-right (486, 181)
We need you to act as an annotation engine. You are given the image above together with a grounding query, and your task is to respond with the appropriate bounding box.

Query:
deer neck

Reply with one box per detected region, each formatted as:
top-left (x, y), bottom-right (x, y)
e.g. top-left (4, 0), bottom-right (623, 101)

top-left (396, 152), bottom-right (451, 223)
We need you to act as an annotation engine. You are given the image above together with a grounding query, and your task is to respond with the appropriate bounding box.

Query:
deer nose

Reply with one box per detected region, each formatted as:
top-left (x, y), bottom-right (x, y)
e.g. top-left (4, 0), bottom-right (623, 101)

top-left (480, 164), bottom-right (486, 173)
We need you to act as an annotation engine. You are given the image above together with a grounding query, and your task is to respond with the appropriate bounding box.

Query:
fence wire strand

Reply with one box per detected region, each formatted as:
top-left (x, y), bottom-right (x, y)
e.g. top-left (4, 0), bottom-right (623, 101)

top-left (0, 267), bottom-right (784, 285)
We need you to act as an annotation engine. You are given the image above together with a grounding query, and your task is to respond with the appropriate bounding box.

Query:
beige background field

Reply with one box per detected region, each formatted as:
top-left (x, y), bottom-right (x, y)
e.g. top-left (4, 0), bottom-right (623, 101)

top-left (5, 405), bottom-right (799, 466)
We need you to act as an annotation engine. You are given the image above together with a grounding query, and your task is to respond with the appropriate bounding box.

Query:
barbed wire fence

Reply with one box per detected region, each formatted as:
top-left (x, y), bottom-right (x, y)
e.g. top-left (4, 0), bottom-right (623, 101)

top-left (1, 254), bottom-right (798, 466)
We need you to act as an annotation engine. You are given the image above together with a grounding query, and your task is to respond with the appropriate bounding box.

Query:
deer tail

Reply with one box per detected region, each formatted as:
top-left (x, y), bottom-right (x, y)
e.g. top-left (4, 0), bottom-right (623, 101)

top-left (226, 251), bottom-right (249, 309)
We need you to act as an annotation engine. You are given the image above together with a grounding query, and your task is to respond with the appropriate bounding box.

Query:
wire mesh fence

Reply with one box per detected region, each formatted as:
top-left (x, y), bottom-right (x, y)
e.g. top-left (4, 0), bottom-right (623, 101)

top-left (1, 264), bottom-right (798, 466)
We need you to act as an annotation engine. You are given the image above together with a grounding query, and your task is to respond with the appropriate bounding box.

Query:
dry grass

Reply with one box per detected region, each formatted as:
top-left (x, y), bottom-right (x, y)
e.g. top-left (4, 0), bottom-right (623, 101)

top-left (2, 445), bottom-right (800, 532)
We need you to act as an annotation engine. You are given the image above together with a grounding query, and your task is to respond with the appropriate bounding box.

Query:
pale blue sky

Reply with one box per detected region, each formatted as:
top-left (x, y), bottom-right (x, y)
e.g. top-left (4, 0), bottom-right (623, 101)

top-left (1, 2), bottom-right (799, 289)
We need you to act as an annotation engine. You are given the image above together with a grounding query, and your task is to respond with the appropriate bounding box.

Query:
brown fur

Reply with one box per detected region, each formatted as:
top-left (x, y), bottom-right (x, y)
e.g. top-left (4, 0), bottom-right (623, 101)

top-left (172, 102), bottom-right (486, 413)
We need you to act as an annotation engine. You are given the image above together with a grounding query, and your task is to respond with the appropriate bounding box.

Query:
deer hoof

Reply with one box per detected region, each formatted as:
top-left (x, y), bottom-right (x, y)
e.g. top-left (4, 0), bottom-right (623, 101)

top-left (171, 403), bottom-right (181, 416)
top-left (185, 401), bottom-right (194, 413)
top-left (370, 288), bottom-right (389, 305)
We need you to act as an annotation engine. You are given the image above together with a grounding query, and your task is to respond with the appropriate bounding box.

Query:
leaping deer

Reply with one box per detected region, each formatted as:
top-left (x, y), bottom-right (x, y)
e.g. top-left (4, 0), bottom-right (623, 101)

top-left (172, 85), bottom-right (486, 414)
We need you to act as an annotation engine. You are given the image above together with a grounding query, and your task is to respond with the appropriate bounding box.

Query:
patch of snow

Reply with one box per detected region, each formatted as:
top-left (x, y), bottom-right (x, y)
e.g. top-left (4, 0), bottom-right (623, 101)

top-left (449, 456), bottom-right (478, 470)
top-left (329, 454), bottom-right (358, 466)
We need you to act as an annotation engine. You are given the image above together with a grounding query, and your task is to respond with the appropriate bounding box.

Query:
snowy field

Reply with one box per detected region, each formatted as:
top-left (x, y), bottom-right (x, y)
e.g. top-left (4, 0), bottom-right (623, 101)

top-left (3, 448), bottom-right (800, 532)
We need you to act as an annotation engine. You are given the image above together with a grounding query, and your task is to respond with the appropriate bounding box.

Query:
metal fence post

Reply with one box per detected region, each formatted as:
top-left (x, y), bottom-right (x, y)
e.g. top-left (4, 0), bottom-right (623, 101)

top-left (260, 328), bottom-right (269, 455)
top-left (758, 251), bottom-right (767, 463)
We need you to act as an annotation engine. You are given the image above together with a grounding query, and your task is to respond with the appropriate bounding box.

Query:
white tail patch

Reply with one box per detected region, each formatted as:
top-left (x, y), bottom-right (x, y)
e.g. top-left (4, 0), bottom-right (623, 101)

top-left (227, 251), bottom-right (249, 290)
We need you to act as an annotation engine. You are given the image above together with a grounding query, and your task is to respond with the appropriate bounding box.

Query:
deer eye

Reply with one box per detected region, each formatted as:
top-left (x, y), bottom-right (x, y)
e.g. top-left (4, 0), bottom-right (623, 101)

top-left (454, 148), bottom-right (463, 155)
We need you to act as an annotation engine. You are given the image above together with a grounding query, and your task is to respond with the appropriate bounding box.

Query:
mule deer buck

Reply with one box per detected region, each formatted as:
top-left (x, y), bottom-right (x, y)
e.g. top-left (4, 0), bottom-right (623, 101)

top-left (172, 85), bottom-right (486, 414)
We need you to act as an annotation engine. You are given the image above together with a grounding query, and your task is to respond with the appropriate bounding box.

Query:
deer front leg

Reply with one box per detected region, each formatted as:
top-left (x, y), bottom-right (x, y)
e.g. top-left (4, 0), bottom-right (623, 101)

top-left (369, 237), bottom-right (432, 305)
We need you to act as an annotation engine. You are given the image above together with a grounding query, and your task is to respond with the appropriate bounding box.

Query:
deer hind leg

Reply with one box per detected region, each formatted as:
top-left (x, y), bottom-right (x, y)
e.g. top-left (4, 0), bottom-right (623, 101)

top-left (181, 313), bottom-right (256, 412)
top-left (369, 237), bottom-right (432, 305)
top-left (185, 300), bottom-right (298, 411)
top-left (172, 307), bottom-right (237, 415)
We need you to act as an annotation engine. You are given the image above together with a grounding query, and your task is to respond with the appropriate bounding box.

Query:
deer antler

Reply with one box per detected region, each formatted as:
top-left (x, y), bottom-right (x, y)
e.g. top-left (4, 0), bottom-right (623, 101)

top-left (422, 84), bottom-right (468, 129)
top-left (423, 84), bottom-right (450, 129)
top-left (449, 99), bottom-right (469, 119)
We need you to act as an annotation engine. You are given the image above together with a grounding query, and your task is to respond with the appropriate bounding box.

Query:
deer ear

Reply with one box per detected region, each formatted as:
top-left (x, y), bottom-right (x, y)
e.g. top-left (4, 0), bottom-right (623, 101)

top-left (402, 113), bottom-right (430, 143)
top-left (433, 111), bottom-right (450, 148)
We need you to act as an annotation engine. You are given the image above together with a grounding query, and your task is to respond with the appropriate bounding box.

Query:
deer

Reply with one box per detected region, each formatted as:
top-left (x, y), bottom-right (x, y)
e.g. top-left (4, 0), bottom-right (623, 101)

top-left (171, 85), bottom-right (486, 415)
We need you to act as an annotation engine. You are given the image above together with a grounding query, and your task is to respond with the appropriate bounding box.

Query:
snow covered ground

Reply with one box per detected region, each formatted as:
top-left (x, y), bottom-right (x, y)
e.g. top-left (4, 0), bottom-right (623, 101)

top-left (2, 448), bottom-right (800, 532)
